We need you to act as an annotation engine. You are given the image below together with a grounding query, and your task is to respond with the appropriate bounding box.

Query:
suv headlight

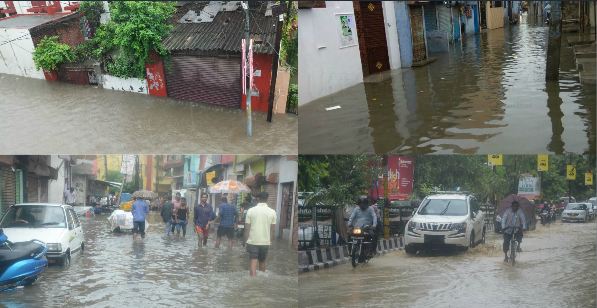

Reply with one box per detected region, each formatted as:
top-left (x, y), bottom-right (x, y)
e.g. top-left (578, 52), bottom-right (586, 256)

top-left (407, 221), bottom-right (417, 231)
top-left (452, 223), bottom-right (466, 233)
top-left (47, 243), bottom-right (62, 252)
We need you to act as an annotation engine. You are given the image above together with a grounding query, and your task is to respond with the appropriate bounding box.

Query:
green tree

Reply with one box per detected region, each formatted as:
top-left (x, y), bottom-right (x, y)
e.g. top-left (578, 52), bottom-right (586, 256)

top-left (94, 1), bottom-right (176, 78)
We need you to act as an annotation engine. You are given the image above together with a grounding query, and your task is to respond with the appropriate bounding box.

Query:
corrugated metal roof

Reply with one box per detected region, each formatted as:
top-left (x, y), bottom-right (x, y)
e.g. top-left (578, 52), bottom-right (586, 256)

top-left (163, 1), bottom-right (276, 55)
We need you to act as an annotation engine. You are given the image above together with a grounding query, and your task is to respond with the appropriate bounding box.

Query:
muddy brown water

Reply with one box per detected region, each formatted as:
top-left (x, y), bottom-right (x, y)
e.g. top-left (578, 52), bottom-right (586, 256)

top-left (0, 75), bottom-right (297, 154)
top-left (298, 221), bottom-right (596, 307)
top-left (1, 212), bottom-right (298, 307)
top-left (299, 24), bottom-right (595, 155)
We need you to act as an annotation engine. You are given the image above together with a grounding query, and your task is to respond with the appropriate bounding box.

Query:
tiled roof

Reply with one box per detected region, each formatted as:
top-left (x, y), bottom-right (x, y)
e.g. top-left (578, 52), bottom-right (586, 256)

top-left (163, 1), bottom-right (276, 55)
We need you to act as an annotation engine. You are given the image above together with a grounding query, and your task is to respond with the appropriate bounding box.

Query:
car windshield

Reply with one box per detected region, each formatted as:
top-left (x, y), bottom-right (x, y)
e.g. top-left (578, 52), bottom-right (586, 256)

top-left (417, 199), bottom-right (468, 216)
top-left (566, 203), bottom-right (586, 211)
top-left (0, 206), bottom-right (66, 228)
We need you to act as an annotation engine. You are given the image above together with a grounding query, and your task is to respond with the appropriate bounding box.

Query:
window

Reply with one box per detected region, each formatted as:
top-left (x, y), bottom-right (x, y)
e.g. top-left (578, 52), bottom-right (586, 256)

top-left (418, 199), bottom-right (468, 216)
top-left (70, 209), bottom-right (81, 228)
top-left (0, 206), bottom-right (66, 228)
top-left (470, 197), bottom-right (480, 213)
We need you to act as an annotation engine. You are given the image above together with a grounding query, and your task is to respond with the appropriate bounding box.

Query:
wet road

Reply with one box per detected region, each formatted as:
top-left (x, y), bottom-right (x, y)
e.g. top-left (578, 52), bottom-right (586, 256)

top-left (299, 24), bottom-right (595, 155)
top-left (299, 221), bottom-right (596, 308)
top-left (0, 74), bottom-right (297, 154)
top-left (1, 213), bottom-right (298, 307)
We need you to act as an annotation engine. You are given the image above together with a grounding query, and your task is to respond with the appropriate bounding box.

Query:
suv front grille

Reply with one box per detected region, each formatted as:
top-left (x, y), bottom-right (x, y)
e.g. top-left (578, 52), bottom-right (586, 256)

top-left (420, 223), bottom-right (452, 231)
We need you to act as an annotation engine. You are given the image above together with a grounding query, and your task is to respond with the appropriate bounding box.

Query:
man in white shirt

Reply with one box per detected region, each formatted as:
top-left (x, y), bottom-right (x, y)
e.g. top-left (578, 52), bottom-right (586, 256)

top-left (64, 187), bottom-right (77, 206)
top-left (244, 191), bottom-right (277, 276)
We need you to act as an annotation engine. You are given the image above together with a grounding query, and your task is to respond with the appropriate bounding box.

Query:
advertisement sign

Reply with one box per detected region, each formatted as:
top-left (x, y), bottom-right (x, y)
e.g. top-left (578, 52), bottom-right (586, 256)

top-left (585, 172), bottom-right (593, 186)
top-left (387, 156), bottom-right (414, 201)
top-left (567, 165), bottom-right (576, 180)
top-left (488, 154), bottom-right (503, 166)
top-left (537, 154), bottom-right (548, 172)
top-left (518, 175), bottom-right (541, 199)
top-left (336, 13), bottom-right (357, 48)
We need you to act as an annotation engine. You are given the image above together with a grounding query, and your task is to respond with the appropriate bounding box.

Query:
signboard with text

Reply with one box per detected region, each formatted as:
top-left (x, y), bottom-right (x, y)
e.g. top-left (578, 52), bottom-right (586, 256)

top-left (518, 175), bottom-right (541, 200)
top-left (387, 156), bottom-right (414, 201)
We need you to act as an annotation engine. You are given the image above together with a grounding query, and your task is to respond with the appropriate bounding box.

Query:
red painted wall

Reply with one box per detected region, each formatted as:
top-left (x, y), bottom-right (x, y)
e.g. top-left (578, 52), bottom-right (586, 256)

top-left (242, 53), bottom-right (273, 113)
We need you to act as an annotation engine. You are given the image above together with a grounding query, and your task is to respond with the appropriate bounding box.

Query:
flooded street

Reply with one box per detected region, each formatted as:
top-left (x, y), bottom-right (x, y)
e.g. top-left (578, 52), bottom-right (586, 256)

top-left (0, 74), bottom-right (297, 154)
top-left (1, 212), bottom-right (298, 307)
top-left (299, 24), bottom-right (595, 155)
top-left (299, 221), bottom-right (596, 308)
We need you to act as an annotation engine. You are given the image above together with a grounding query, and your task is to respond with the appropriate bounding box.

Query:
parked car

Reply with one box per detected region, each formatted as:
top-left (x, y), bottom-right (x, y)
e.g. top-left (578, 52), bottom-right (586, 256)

top-left (404, 192), bottom-right (485, 253)
top-left (588, 197), bottom-right (597, 209)
top-left (561, 203), bottom-right (589, 223)
top-left (0, 203), bottom-right (84, 266)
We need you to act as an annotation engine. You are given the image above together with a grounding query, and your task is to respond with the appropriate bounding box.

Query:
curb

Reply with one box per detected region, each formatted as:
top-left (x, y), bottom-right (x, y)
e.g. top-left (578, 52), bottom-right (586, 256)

top-left (298, 236), bottom-right (404, 273)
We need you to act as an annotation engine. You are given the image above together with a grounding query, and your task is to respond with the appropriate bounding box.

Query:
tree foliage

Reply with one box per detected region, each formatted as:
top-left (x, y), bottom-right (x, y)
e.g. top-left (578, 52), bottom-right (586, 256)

top-left (299, 155), bottom-right (382, 208)
top-left (32, 36), bottom-right (75, 71)
top-left (94, 1), bottom-right (176, 79)
top-left (280, 3), bottom-right (297, 74)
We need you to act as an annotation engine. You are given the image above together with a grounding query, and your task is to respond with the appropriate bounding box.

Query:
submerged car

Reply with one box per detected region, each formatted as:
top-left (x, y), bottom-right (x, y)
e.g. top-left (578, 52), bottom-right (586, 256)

top-left (561, 203), bottom-right (588, 223)
top-left (0, 203), bottom-right (84, 266)
top-left (404, 192), bottom-right (485, 253)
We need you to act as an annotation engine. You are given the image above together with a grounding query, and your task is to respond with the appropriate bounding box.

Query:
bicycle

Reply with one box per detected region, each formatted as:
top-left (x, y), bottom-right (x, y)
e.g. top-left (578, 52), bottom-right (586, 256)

top-left (507, 227), bottom-right (521, 266)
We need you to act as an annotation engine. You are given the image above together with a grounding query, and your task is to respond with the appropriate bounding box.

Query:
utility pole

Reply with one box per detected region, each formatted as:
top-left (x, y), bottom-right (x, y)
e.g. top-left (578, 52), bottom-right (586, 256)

top-left (242, 1), bottom-right (253, 137)
top-left (267, 2), bottom-right (287, 122)
top-left (546, 0), bottom-right (562, 81)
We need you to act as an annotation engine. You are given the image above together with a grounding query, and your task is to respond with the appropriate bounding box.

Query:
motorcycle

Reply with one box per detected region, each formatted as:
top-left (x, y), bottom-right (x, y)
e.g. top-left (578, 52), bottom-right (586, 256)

top-left (348, 225), bottom-right (375, 268)
top-left (539, 212), bottom-right (550, 225)
top-left (0, 229), bottom-right (48, 291)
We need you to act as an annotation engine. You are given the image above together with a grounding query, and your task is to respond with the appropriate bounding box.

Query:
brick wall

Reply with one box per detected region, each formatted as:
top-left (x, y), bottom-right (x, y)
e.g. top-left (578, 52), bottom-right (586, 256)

top-left (352, 0), bottom-right (368, 76)
top-left (31, 14), bottom-right (84, 48)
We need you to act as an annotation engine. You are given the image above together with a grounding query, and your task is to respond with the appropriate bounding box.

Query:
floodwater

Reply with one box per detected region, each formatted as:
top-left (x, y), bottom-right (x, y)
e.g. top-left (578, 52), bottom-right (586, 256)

top-left (299, 24), bottom-right (595, 155)
top-left (1, 212), bottom-right (298, 307)
top-left (298, 221), bottom-right (596, 308)
top-left (0, 74), bottom-right (297, 154)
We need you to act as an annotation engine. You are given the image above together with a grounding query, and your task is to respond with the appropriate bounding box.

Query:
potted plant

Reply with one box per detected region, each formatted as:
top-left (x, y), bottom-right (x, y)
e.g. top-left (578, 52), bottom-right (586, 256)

top-left (32, 36), bottom-right (75, 81)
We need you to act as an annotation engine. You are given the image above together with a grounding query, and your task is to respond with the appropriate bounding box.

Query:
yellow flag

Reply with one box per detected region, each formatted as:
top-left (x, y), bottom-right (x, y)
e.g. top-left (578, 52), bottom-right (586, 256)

top-left (537, 154), bottom-right (548, 172)
top-left (566, 165), bottom-right (576, 180)
top-left (488, 154), bottom-right (503, 166)
top-left (586, 172), bottom-right (593, 186)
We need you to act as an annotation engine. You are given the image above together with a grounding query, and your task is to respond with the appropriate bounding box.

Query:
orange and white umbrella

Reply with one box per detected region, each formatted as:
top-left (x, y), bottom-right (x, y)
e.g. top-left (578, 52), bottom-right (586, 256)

top-left (209, 180), bottom-right (251, 194)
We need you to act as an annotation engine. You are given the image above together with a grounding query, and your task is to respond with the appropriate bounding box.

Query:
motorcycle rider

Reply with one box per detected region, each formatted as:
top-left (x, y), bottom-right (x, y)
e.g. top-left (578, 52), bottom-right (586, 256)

top-left (501, 201), bottom-right (527, 262)
top-left (348, 195), bottom-right (378, 257)
top-left (540, 203), bottom-right (551, 223)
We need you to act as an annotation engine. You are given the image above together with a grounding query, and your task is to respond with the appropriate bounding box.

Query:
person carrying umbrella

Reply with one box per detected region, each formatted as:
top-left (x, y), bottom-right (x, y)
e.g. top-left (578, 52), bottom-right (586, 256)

top-left (501, 200), bottom-right (527, 262)
top-left (194, 193), bottom-right (215, 247)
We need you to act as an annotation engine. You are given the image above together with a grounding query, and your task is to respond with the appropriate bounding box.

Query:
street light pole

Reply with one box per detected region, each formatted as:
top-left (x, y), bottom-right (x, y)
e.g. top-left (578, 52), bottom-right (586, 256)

top-left (243, 1), bottom-right (253, 137)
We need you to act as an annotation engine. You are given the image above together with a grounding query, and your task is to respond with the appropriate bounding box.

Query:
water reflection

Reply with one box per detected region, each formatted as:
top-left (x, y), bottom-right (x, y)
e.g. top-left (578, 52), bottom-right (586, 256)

top-left (299, 25), bottom-right (595, 155)
top-left (1, 213), bottom-right (298, 307)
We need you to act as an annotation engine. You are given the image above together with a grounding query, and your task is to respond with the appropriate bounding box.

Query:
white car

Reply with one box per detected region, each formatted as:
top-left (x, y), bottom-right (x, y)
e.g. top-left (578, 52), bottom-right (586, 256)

top-left (404, 193), bottom-right (485, 253)
top-left (0, 203), bottom-right (84, 266)
top-left (586, 203), bottom-right (595, 220)
top-left (561, 203), bottom-right (589, 223)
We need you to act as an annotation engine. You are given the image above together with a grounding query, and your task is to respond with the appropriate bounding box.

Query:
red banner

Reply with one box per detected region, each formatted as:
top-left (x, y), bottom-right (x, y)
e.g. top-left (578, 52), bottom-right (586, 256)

top-left (387, 156), bottom-right (414, 201)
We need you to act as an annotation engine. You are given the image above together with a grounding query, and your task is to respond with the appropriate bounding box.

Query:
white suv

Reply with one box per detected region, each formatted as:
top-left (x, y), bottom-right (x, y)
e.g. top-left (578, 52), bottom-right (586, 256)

top-left (404, 193), bottom-right (485, 254)
top-left (0, 203), bottom-right (84, 266)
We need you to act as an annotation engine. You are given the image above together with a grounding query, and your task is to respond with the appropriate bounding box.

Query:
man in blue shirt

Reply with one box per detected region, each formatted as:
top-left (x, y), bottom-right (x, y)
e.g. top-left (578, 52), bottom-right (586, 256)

top-left (215, 196), bottom-right (238, 249)
top-left (131, 197), bottom-right (149, 240)
top-left (194, 193), bottom-right (215, 247)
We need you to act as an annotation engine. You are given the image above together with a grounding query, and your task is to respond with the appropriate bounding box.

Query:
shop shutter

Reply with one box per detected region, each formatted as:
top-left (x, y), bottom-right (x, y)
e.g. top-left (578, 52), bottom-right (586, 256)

top-left (165, 56), bottom-right (242, 108)
top-left (0, 167), bottom-right (16, 215)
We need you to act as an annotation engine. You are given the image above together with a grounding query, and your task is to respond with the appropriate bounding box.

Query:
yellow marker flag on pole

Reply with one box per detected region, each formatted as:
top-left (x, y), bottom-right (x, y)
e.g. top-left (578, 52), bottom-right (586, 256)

top-left (488, 154), bottom-right (503, 166)
top-left (586, 172), bottom-right (593, 186)
top-left (537, 154), bottom-right (548, 172)
top-left (206, 171), bottom-right (216, 186)
top-left (566, 165), bottom-right (576, 180)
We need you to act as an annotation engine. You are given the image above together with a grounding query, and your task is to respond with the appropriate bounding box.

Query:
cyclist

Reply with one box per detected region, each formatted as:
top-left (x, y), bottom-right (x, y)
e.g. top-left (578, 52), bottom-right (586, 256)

top-left (501, 201), bottom-right (527, 262)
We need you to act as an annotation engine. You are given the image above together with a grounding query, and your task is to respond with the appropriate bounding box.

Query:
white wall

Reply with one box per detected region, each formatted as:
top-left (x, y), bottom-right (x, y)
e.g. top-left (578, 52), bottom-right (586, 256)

top-left (102, 74), bottom-right (148, 94)
top-left (0, 28), bottom-right (44, 79)
top-left (48, 156), bottom-right (67, 204)
top-left (382, 1), bottom-right (401, 70)
top-left (13, 1), bottom-right (33, 15)
top-left (298, 1), bottom-right (363, 105)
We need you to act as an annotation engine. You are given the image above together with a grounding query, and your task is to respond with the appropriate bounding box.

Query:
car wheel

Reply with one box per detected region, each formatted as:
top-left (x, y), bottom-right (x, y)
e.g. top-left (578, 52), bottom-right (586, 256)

top-left (469, 232), bottom-right (475, 248)
top-left (61, 251), bottom-right (71, 267)
top-left (481, 228), bottom-right (486, 244)
top-left (404, 245), bottom-right (416, 255)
